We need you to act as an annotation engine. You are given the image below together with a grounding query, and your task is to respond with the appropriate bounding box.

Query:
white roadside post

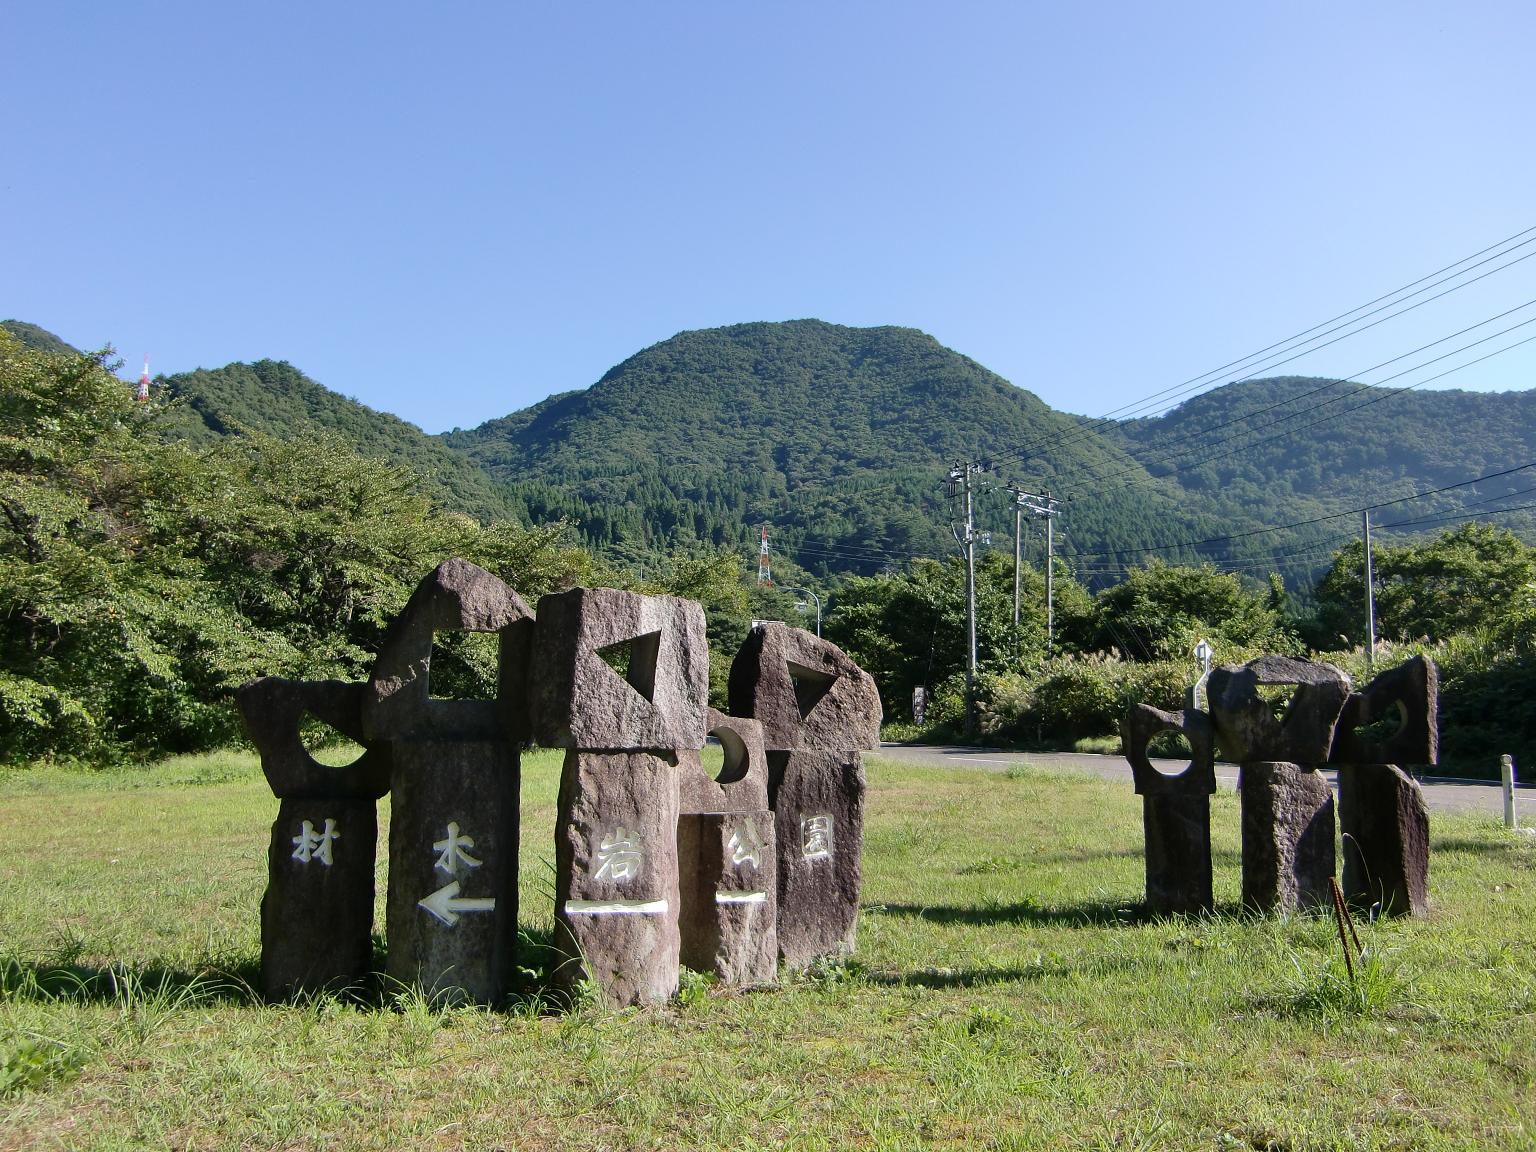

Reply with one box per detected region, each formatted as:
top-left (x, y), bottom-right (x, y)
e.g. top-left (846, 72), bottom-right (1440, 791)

top-left (1503, 754), bottom-right (1518, 830)
top-left (1188, 638), bottom-right (1214, 711)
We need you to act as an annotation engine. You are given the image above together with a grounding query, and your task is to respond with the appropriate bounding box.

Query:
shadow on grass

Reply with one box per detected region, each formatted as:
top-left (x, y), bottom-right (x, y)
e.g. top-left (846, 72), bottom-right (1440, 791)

top-left (1432, 836), bottom-right (1535, 859)
top-left (979, 847), bottom-right (1243, 867)
top-left (0, 952), bottom-right (264, 1008)
top-left (870, 896), bottom-right (1144, 928)
top-left (867, 897), bottom-right (1252, 929)
top-left (865, 950), bottom-right (1167, 989)
top-left (0, 924), bottom-right (588, 1016)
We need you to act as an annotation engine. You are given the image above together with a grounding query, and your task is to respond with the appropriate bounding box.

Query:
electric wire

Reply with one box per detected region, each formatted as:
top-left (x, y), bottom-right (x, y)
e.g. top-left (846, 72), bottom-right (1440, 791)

top-left (981, 224), bottom-right (1536, 474)
top-left (1073, 459), bottom-right (1536, 563)
top-left (1069, 302), bottom-right (1536, 490)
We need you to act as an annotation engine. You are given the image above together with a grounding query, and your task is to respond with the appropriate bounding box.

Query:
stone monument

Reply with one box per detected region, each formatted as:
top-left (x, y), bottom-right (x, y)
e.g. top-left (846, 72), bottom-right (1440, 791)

top-left (1120, 704), bottom-right (1217, 915)
top-left (1330, 655), bottom-right (1437, 916)
top-left (1209, 656), bottom-right (1348, 914)
top-left (241, 561), bottom-right (881, 1007)
top-left (728, 622), bottom-right (881, 969)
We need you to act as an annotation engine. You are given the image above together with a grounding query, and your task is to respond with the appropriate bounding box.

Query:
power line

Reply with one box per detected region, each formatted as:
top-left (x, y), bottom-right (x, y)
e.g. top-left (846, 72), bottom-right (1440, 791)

top-left (983, 223), bottom-right (1536, 474)
top-left (1075, 459), bottom-right (1536, 563)
top-left (1072, 300), bottom-right (1536, 490)
top-left (1063, 321), bottom-right (1536, 506)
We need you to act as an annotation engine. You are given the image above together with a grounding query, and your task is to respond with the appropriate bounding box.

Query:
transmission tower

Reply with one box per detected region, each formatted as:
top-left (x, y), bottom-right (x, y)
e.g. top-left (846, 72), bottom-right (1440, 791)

top-left (757, 525), bottom-right (772, 586)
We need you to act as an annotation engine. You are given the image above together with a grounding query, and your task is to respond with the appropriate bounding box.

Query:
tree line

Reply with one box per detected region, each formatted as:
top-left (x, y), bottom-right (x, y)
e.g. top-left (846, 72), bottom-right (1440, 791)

top-left (4, 331), bottom-right (1531, 773)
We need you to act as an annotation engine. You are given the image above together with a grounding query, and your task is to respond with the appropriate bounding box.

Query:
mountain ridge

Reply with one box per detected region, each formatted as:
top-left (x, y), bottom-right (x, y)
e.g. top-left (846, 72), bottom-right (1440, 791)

top-left (10, 317), bottom-right (1534, 585)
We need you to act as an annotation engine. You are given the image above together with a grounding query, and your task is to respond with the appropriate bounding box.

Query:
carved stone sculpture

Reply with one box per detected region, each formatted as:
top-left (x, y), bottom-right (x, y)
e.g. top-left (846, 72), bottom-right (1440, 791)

top-left (677, 810), bottom-right (778, 985)
top-left (728, 623), bottom-right (878, 968)
top-left (238, 677), bottom-right (390, 1000)
top-left (1338, 762), bottom-right (1430, 917)
top-left (1121, 704), bottom-right (1217, 916)
top-left (375, 560), bottom-right (532, 1005)
top-left (528, 587), bottom-right (709, 752)
top-left (1208, 656), bottom-right (1351, 764)
top-left (553, 750), bottom-right (683, 1006)
top-left (727, 622), bottom-right (881, 752)
top-left (1239, 761), bottom-right (1335, 913)
top-left (1330, 655), bottom-right (1439, 766)
top-left (678, 709), bottom-right (770, 816)
top-left (241, 563), bottom-right (880, 1008)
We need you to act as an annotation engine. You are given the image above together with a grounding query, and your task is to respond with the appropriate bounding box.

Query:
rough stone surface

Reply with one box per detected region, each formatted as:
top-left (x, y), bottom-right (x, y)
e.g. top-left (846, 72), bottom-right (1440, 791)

top-left (1209, 656), bottom-right (1351, 764)
top-left (237, 677), bottom-right (390, 800)
top-left (1239, 761), bottom-right (1336, 913)
top-left (728, 623), bottom-right (881, 752)
top-left (679, 709), bottom-right (771, 814)
top-left (677, 810), bottom-right (778, 986)
top-left (1339, 762), bottom-right (1430, 917)
top-left (496, 616), bottom-right (538, 744)
top-left (768, 749), bottom-right (865, 969)
top-left (385, 740), bottom-right (519, 1005)
top-left (1121, 704), bottom-right (1216, 796)
top-left (261, 797), bottom-right (378, 999)
top-left (1331, 656), bottom-right (1439, 767)
top-left (1142, 793), bottom-right (1214, 916)
top-left (529, 588), bottom-right (708, 751)
top-left (362, 558), bottom-right (533, 744)
top-left (553, 751), bottom-right (682, 1006)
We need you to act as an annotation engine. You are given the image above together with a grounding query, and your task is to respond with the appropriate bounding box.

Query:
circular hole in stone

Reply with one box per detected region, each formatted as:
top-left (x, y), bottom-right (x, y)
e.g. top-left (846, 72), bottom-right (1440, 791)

top-left (1147, 728), bottom-right (1193, 763)
top-left (300, 711), bottom-right (366, 769)
top-left (711, 727), bottom-right (750, 785)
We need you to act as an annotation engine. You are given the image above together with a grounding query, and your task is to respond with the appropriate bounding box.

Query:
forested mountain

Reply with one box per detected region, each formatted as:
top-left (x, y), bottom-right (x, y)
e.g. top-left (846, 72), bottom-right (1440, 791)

top-left (442, 321), bottom-right (1221, 579)
top-left (0, 320), bottom-right (78, 357)
top-left (10, 318), bottom-right (1535, 589)
top-left (446, 321), bottom-right (1536, 586)
top-left (157, 359), bottom-right (519, 521)
top-left (1106, 376), bottom-right (1536, 583)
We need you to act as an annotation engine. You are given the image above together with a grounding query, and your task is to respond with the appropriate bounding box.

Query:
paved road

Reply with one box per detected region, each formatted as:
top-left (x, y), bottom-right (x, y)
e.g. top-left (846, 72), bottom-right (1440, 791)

top-left (875, 743), bottom-right (1535, 820)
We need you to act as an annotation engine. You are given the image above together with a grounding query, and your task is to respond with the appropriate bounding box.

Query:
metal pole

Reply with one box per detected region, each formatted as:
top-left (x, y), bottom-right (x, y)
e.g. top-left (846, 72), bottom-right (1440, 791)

top-left (1504, 754), bottom-right (1518, 830)
top-left (1013, 502), bottom-right (1022, 630)
top-left (964, 467), bottom-right (977, 733)
top-left (1045, 492), bottom-right (1055, 656)
top-left (783, 587), bottom-right (822, 637)
top-left (1363, 509), bottom-right (1377, 670)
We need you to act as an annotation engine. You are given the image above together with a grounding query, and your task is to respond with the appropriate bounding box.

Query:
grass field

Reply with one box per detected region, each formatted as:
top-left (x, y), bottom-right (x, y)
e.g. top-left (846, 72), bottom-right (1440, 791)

top-left (0, 749), bottom-right (1532, 1150)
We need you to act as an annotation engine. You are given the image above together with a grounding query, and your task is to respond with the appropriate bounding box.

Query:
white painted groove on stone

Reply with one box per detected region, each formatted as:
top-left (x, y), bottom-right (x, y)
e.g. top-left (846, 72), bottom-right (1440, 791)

top-left (418, 881), bottom-right (497, 927)
top-left (563, 898), bottom-right (670, 916)
top-left (714, 891), bottom-right (768, 905)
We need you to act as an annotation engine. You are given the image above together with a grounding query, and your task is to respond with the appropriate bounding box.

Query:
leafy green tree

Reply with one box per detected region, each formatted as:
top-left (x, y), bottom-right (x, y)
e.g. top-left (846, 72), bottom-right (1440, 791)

top-left (826, 551), bottom-right (1091, 718)
top-left (1088, 562), bottom-right (1297, 663)
top-left (1313, 523), bottom-right (1536, 646)
top-left (0, 332), bottom-right (591, 763)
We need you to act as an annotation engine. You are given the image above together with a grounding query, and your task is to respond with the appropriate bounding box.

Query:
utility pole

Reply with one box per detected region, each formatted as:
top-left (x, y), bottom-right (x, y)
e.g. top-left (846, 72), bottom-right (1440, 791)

top-left (1363, 509), bottom-right (1376, 670)
top-left (1013, 496), bottom-right (1023, 630)
top-left (949, 462), bottom-right (986, 733)
top-left (1013, 488), bottom-right (1061, 655)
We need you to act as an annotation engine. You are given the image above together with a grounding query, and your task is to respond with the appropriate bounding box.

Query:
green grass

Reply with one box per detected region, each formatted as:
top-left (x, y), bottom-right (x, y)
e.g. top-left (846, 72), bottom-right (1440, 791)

top-left (1, 750), bottom-right (1533, 1149)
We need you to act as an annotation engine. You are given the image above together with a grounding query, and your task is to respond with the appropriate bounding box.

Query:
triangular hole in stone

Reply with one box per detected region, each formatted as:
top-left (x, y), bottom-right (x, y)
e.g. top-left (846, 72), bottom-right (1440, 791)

top-left (787, 660), bottom-right (837, 721)
top-left (596, 630), bottom-right (662, 704)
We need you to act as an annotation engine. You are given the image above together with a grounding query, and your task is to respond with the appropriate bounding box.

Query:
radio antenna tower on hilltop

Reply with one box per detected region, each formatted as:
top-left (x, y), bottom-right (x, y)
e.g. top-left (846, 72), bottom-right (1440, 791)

top-left (757, 525), bottom-right (772, 586)
top-left (135, 355), bottom-right (151, 402)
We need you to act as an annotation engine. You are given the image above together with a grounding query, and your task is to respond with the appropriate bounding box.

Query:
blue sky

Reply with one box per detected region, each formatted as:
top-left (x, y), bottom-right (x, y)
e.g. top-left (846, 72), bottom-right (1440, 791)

top-left (7, 2), bottom-right (1536, 434)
